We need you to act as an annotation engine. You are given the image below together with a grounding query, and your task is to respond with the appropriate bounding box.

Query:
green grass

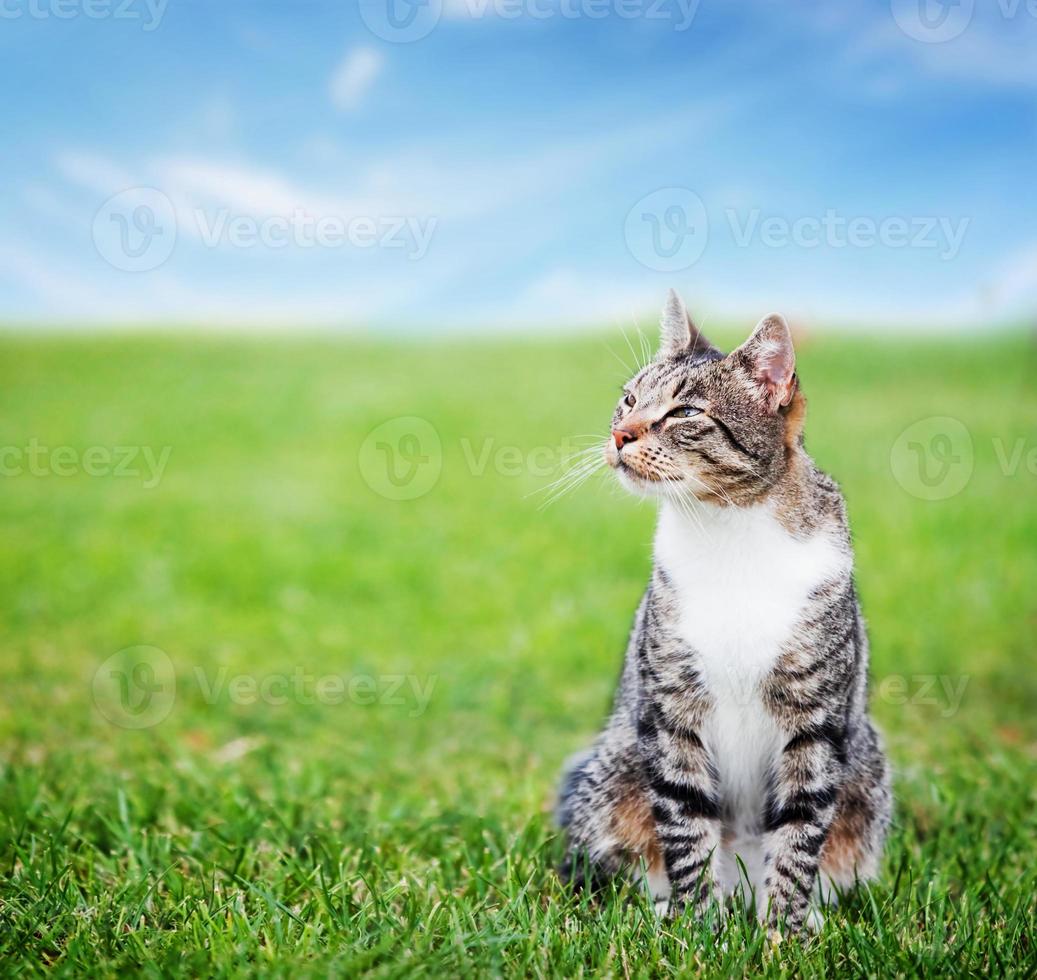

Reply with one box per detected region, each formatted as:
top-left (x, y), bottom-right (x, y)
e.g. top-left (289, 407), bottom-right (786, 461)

top-left (0, 328), bottom-right (1034, 977)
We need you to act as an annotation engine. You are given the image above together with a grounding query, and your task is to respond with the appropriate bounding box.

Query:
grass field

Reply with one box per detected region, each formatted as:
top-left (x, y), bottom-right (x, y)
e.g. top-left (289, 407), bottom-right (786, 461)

top-left (1, 328), bottom-right (1035, 977)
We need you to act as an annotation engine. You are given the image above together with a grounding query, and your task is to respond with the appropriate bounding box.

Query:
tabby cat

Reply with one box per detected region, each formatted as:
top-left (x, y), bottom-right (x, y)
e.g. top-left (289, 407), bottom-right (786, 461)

top-left (557, 291), bottom-right (891, 935)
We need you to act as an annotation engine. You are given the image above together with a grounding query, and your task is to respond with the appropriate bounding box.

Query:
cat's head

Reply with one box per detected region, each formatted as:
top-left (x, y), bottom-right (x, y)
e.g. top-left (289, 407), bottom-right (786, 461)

top-left (605, 290), bottom-right (805, 505)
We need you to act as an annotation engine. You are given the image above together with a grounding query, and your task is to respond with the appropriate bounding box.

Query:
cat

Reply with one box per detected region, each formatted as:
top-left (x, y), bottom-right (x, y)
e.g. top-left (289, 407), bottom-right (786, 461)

top-left (556, 290), bottom-right (891, 936)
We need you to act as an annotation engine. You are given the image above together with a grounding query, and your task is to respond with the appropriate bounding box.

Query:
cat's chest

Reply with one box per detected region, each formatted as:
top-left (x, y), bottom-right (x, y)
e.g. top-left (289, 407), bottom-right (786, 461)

top-left (654, 502), bottom-right (847, 694)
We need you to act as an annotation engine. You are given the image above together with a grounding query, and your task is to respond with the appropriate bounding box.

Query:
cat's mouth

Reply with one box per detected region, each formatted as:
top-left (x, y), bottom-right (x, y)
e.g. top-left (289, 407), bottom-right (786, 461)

top-left (612, 455), bottom-right (668, 486)
top-left (605, 440), bottom-right (683, 494)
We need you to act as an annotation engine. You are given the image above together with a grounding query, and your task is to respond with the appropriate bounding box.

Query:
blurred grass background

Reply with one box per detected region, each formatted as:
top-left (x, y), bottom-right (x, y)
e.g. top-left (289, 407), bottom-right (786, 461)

top-left (0, 329), bottom-right (1034, 975)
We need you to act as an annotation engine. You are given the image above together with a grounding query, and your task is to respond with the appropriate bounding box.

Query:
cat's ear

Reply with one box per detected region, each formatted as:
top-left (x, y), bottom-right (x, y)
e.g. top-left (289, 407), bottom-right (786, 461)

top-left (658, 289), bottom-right (719, 359)
top-left (733, 313), bottom-right (797, 413)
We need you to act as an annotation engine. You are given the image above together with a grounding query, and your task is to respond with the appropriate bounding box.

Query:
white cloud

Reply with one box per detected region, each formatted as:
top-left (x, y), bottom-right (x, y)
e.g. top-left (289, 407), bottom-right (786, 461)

top-left (14, 105), bottom-right (736, 327)
top-left (983, 244), bottom-right (1037, 313)
top-left (461, 268), bottom-right (660, 330)
top-left (747, 0), bottom-right (1037, 91)
top-left (855, 21), bottom-right (1037, 90)
top-left (0, 241), bottom-right (111, 313)
top-left (329, 46), bottom-right (384, 111)
top-left (49, 99), bottom-right (728, 237)
top-left (54, 150), bottom-right (136, 196)
top-left (0, 236), bottom-right (414, 326)
top-left (154, 157), bottom-right (338, 216)
top-left (146, 155), bottom-right (442, 246)
top-left (30, 96), bottom-right (1021, 333)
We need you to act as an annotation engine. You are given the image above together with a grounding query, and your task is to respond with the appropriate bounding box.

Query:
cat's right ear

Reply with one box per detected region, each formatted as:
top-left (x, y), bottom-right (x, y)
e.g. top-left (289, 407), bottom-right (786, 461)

top-left (731, 313), bottom-right (797, 413)
top-left (659, 289), bottom-right (719, 360)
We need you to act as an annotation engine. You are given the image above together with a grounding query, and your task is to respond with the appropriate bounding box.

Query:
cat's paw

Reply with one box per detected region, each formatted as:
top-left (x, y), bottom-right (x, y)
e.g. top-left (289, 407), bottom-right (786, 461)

top-left (803, 907), bottom-right (825, 934)
top-left (765, 909), bottom-right (821, 944)
top-left (667, 891), bottom-right (728, 935)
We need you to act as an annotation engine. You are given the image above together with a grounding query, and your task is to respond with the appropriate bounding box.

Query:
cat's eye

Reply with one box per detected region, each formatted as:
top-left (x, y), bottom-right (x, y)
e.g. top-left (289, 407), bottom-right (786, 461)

top-left (623, 392), bottom-right (636, 408)
top-left (668, 406), bottom-right (702, 419)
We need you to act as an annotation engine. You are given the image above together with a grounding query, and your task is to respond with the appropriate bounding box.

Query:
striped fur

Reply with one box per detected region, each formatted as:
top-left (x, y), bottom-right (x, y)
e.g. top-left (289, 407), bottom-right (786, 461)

top-left (557, 291), bottom-right (891, 935)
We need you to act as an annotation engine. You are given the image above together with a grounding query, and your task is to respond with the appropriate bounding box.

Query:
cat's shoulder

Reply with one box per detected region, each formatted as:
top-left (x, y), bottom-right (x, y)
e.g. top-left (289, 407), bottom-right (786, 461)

top-left (783, 454), bottom-right (852, 540)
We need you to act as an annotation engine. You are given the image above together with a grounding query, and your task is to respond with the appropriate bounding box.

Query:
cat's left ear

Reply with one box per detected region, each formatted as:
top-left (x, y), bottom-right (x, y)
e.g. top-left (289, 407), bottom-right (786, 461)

top-left (659, 289), bottom-right (720, 359)
top-left (732, 313), bottom-right (797, 413)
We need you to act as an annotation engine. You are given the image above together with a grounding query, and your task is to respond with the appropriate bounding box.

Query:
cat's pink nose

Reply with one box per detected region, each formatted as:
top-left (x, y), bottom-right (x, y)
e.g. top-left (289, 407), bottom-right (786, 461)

top-left (612, 427), bottom-right (637, 449)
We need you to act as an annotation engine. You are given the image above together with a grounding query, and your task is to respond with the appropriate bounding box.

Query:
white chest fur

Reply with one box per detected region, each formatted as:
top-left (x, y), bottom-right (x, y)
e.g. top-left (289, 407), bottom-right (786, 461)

top-left (653, 500), bottom-right (848, 864)
top-left (654, 500), bottom-right (847, 694)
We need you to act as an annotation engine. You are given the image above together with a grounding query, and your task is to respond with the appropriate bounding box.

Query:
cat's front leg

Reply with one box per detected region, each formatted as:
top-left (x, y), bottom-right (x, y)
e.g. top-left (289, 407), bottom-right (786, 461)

top-left (643, 722), bottom-right (724, 921)
top-left (762, 717), bottom-right (845, 934)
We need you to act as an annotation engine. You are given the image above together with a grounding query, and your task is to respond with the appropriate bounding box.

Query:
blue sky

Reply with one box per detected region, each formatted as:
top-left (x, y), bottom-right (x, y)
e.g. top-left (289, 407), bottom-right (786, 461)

top-left (1, 0), bottom-right (1035, 331)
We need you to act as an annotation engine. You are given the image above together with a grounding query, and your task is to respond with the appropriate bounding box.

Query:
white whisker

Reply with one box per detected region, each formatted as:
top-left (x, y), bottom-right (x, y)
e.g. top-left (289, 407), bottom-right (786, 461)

top-left (616, 318), bottom-right (644, 376)
top-left (683, 468), bottom-right (737, 509)
top-left (537, 462), bottom-right (607, 509)
top-left (603, 339), bottom-right (636, 378)
top-left (531, 446), bottom-right (609, 508)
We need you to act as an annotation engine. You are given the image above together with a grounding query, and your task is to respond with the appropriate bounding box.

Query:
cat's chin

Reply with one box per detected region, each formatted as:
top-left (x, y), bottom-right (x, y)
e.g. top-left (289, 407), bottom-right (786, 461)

top-left (614, 465), bottom-right (668, 498)
top-left (614, 465), bottom-right (723, 506)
